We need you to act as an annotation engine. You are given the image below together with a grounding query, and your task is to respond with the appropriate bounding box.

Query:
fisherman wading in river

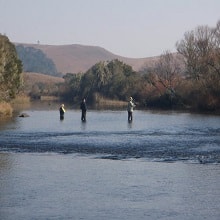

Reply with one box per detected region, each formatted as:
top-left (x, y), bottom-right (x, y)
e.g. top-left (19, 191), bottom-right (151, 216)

top-left (127, 97), bottom-right (136, 122)
top-left (59, 104), bottom-right (65, 120)
top-left (80, 98), bottom-right (87, 122)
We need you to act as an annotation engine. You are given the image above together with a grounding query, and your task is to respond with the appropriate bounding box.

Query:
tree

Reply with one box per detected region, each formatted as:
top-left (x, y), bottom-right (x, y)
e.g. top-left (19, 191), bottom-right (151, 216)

top-left (63, 59), bottom-right (138, 103)
top-left (143, 51), bottom-right (183, 108)
top-left (176, 25), bottom-right (217, 79)
top-left (62, 73), bottom-right (83, 101)
top-left (0, 35), bottom-right (23, 101)
top-left (176, 20), bottom-right (220, 110)
top-left (153, 51), bottom-right (182, 92)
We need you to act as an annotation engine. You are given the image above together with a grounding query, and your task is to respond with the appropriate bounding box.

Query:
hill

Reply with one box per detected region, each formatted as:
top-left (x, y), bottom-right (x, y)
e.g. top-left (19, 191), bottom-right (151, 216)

top-left (15, 43), bottom-right (159, 74)
top-left (22, 72), bottom-right (65, 99)
top-left (23, 72), bottom-right (63, 91)
top-left (23, 72), bottom-right (64, 85)
top-left (16, 45), bottom-right (60, 77)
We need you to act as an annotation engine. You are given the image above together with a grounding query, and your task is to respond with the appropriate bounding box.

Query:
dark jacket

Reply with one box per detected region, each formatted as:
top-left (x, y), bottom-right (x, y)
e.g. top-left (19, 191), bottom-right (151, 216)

top-left (80, 101), bottom-right (87, 112)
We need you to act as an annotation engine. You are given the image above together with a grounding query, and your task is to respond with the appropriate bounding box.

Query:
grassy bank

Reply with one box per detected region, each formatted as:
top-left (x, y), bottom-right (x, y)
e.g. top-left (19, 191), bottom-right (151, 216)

top-left (11, 95), bottom-right (30, 105)
top-left (94, 95), bottom-right (127, 108)
top-left (0, 95), bottom-right (31, 118)
top-left (0, 102), bottom-right (13, 118)
top-left (10, 95), bottom-right (31, 112)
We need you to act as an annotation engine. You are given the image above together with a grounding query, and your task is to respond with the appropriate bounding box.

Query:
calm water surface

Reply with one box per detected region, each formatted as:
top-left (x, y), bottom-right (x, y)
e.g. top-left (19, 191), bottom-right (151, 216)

top-left (0, 108), bottom-right (220, 219)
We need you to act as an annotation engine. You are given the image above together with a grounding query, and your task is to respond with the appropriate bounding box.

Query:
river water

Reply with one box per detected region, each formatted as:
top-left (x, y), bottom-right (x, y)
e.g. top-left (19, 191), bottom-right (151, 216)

top-left (0, 107), bottom-right (220, 219)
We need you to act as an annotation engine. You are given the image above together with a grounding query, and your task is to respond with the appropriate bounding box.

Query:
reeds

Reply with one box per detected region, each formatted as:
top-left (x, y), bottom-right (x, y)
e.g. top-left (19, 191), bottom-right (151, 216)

top-left (0, 102), bottom-right (13, 117)
top-left (94, 94), bottom-right (127, 107)
top-left (11, 95), bottom-right (30, 104)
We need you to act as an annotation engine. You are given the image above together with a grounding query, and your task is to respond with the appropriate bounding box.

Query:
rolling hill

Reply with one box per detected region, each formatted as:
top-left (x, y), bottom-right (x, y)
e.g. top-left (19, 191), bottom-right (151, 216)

top-left (23, 72), bottom-right (64, 85)
top-left (15, 43), bottom-right (159, 74)
top-left (22, 72), bottom-right (65, 98)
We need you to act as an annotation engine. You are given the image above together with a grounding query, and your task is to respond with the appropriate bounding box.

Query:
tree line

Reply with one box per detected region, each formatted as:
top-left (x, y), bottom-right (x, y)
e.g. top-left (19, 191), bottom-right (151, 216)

top-left (60, 20), bottom-right (220, 112)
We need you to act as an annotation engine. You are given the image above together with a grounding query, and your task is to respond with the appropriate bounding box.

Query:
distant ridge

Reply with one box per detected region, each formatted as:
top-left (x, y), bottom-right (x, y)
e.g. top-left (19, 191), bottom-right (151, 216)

top-left (15, 43), bottom-right (159, 74)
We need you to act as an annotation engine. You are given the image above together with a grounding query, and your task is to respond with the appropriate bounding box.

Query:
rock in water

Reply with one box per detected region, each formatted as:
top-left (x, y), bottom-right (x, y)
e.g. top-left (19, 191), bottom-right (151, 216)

top-left (19, 113), bottom-right (30, 117)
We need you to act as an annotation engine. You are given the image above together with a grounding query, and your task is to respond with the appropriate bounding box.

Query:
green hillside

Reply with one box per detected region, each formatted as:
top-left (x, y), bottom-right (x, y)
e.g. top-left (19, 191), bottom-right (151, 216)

top-left (16, 45), bottom-right (61, 77)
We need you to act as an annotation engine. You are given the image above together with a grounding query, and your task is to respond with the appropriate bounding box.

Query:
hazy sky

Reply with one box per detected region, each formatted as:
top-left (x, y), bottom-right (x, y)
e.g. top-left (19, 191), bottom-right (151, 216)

top-left (1, 0), bottom-right (220, 58)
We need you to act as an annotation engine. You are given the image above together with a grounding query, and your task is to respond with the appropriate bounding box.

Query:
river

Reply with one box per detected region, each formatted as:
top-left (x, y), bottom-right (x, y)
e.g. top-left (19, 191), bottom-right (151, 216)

top-left (0, 106), bottom-right (220, 219)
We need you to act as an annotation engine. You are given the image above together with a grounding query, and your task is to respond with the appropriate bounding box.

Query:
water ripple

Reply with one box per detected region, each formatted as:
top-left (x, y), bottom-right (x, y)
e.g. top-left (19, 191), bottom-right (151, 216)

top-left (1, 110), bottom-right (220, 164)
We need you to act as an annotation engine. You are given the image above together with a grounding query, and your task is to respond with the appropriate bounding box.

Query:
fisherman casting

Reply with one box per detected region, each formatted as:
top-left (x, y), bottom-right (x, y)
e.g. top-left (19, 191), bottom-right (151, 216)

top-left (127, 97), bottom-right (136, 121)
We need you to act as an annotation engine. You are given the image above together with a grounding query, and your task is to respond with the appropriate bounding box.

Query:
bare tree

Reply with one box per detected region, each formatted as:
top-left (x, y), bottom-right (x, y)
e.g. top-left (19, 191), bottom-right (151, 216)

top-left (176, 20), bottom-right (220, 110)
top-left (146, 51), bottom-right (182, 96)
top-left (143, 51), bottom-right (183, 107)
top-left (154, 51), bottom-right (182, 92)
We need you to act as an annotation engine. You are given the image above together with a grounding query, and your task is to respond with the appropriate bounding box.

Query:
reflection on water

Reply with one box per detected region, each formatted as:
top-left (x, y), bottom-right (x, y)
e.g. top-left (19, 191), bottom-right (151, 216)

top-left (127, 120), bottom-right (133, 129)
top-left (80, 121), bottom-right (87, 130)
top-left (0, 108), bottom-right (220, 163)
top-left (0, 153), bottom-right (12, 173)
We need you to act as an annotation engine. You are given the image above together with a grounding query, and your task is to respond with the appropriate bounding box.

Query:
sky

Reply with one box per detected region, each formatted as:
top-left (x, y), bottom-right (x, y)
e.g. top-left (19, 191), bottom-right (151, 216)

top-left (0, 0), bottom-right (220, 58)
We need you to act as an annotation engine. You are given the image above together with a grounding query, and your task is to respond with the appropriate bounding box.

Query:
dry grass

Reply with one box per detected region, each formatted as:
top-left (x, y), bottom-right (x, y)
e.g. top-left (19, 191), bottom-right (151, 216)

top-left (97, 98), bottom-right (127, 106)
top-left (11, 94), bottom-right (30, 104)
top-left (22, 72), bottom-right (65, 95)
top-left (0, 102), bottom-right (13, 118)
top-left (23, 72), bottom-right (64, 86)
top-left (94, 94), bottom-right (127, 107)
top-left (40, 96), bottom-right (60, 101)
top-left (10, 94), bottom-right (31, 112)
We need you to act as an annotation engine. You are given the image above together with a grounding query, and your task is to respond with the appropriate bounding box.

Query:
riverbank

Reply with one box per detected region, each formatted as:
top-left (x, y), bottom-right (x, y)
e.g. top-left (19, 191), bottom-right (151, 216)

top-left (0, 102), bottom-right (13, 118)
top-left (1, 97), bottom-right (220, 119)
top-left (0, 95), bottom-right (30, 118)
